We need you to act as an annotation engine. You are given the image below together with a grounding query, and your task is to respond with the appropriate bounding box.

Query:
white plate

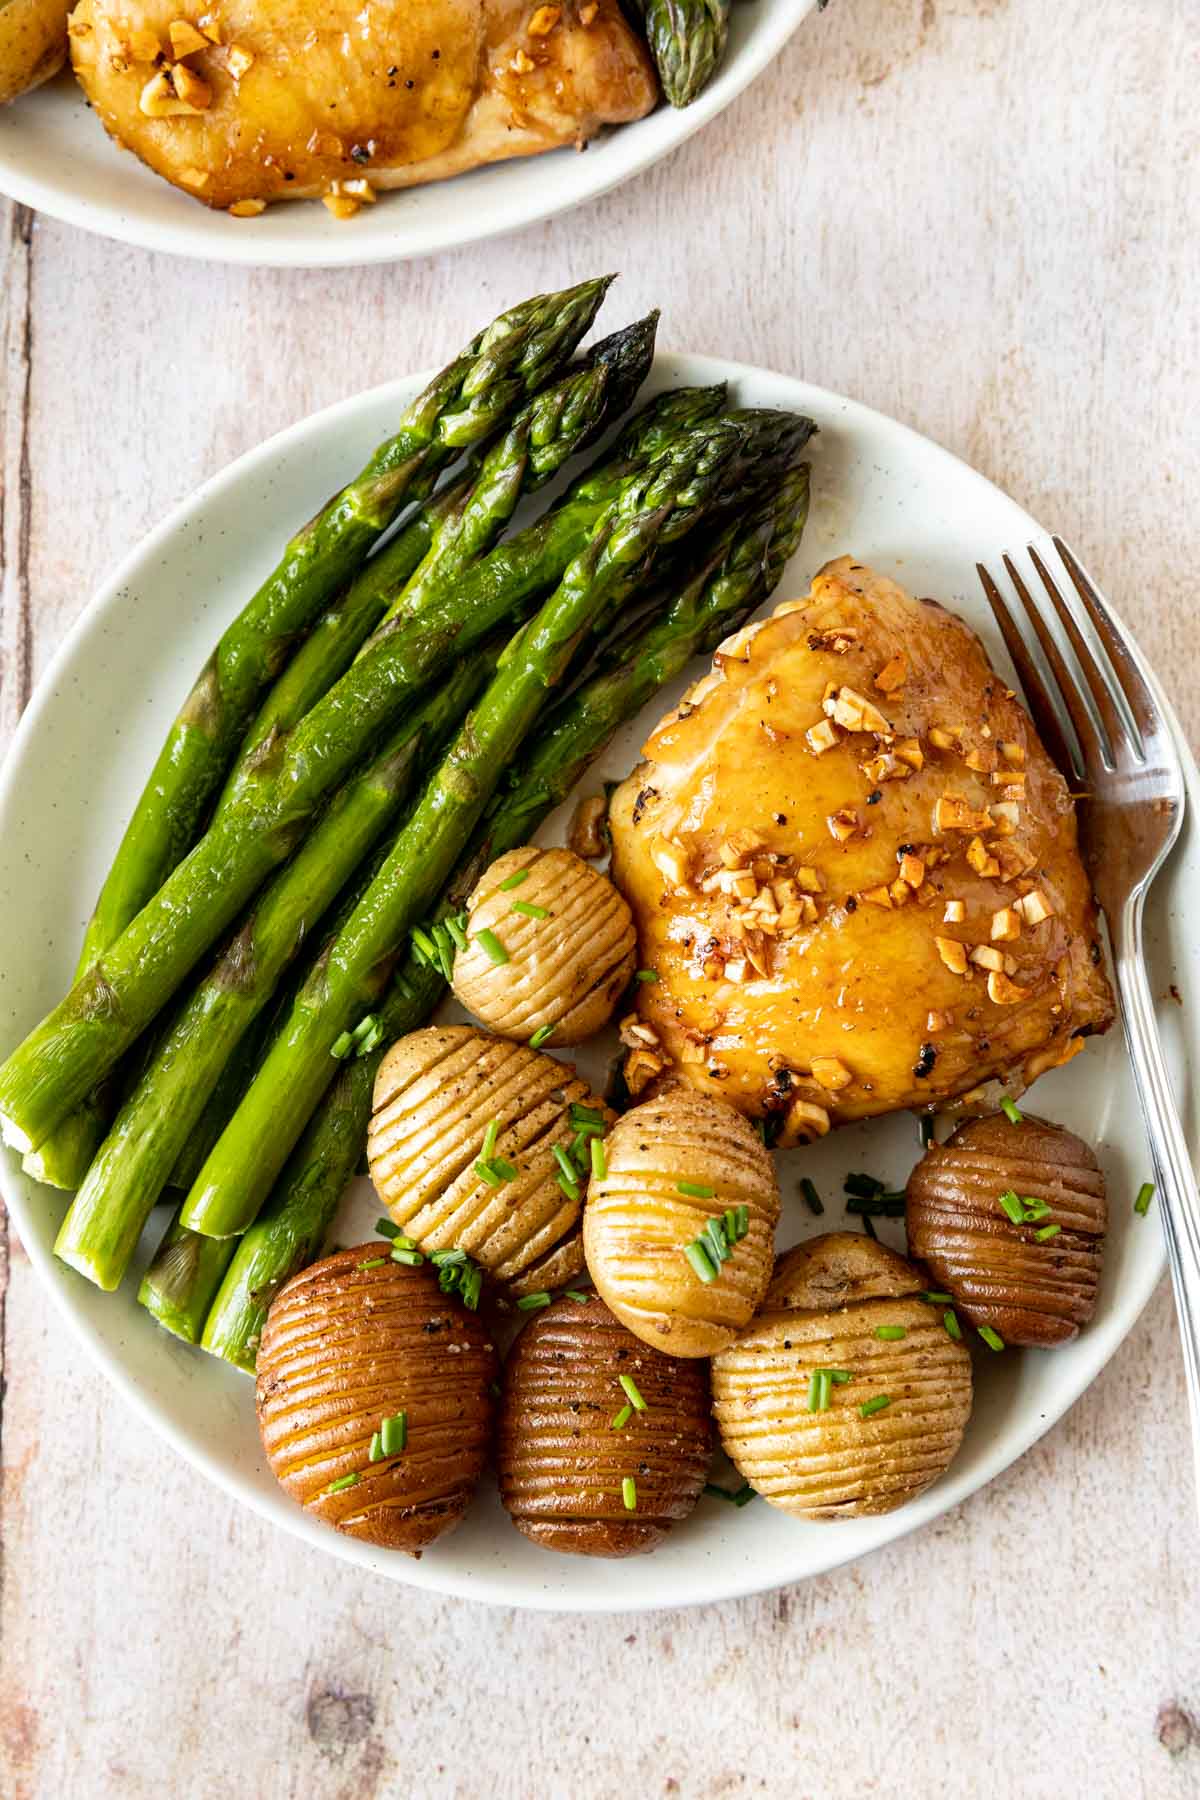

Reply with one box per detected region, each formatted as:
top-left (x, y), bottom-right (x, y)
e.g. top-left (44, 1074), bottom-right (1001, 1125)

top-left (0, 355), bottom-right (1186, 1612)
top-left (0, 2), bottom-right (815, 267)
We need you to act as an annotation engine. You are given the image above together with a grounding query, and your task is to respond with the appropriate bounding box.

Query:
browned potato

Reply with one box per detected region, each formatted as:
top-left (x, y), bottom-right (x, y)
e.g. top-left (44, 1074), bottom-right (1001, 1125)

top-left (584, 1087), bottom-right (781, 1358)
top-left (367, 1025), bottom-right (611, 1286)
top-left (0, 0), bottom-right (67, 106)
top-left (452, 846), bottom-right (636, 1046)
top-left (497, 1294), bottom-right (710, 1556)
top-left (906, 1111), bottom-right (1106, 1347)
top-left (712, 1233), bottom-right (972, 1519)
top-left (256, 1247), bottom-right (496, 1553)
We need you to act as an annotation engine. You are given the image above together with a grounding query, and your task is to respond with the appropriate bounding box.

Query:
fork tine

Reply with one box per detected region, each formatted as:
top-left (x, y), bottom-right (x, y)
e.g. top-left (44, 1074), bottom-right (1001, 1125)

top-left (1027, 544), bottom-right (1127, 767)
top-left (1052, 536), bottom-right (1154, 749)
top-left (1000, 552), bottom-right (1104, 776)
top-left (977, 560), bottom-right (1082, 783)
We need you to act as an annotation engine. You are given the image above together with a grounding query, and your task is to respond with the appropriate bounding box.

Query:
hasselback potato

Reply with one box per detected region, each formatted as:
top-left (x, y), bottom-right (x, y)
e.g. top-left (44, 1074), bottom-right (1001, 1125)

top-left (584, 1087), bottom-right (781, 1357)
top-left (367, 1026), bottom-right (611, 1285)
top-left (451, 845), bottom-right (637, 1045)
top-left (256, 1248), bottom-right (497, 1553)
top-left (712, 1233), bottom-right (972, 1519)
top-left (906, 1111), bottom-right (1107, 1347)
top-left (497, 1294), bottom-right (711, 1556)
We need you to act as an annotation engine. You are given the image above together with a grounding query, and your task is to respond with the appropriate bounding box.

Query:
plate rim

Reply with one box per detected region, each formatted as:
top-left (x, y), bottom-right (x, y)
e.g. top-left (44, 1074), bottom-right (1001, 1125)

top-left (0, 353), bottom-right (1179, 1612)
top-left (0, 1), bottom-right (817, 269)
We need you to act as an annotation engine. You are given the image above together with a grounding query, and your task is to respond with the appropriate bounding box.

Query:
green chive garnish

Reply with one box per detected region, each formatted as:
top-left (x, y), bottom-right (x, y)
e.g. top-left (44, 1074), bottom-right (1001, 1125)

top-left (610, 1405), bottom-right (632, 1430)
top-left (590, 1137), bottom-right (607, 1180)
top-left (553, 1145), bottom-right (579, 1185)
top-left (375, 1217), bottom-right (401, 1239)
top-left (874, 1325), bottom-right (907, 1341)
top-left (390, 1247), bottom-right (424, 1267)
top-left (475, 928), bottom-right (509, 966)
top-left (565, 1290), bottom-right (590, 1303)
top-left (703, 1481), bottom-right (756, 1507)
top-left (475, 1159), bottom-right (504, 1187)
top-left (918, 1291), bottom-right (953, 1304)
top-left (704, 1218), bottom-right (731, 1265)
top-left (491, 1156), bottom-right (518, 1183)
top-left (356, 1256), bottom-right (387, 1270)
top-left (498, 868), bottom-right (530, 891)
top-left (800, 1177), bottom-right (824, 1216)
top-left (861, 1213), bottom-right (878, 1240)
top-left (859, 1396), bottom-right (892, 1419)
top-left (445, 915), bottom-right (469, 951)
top-left (684, 1240), bottom-right (718, 1283)
top-left (431, 1248), bottom-right (467, 1267)
top-left (619, 1374), bottom-right (647, 1412)
top-left (844, 1172), bottom-right (884, 1198)
top-left (380, 1412), bottom-right (407, 1456)
top-left (570, 1103), bottom-right (604, 1125)
top-left (621, 1477), bottom-right (637, 1511)
top-left (635, 969), bottom-right (659, 983)
top-left (808, 1369), bottom-right (832, 1413)
top-left (944, 1310), bottom-right (962, 1341)
top-left (511, 900), bottom-right (550, 920)
top-left (411, 925), bottom-right (438, 963)
top-left (999, 1190), bottom-right (1025, 1224)
top-left (369, 1432), bottom-right (383, 1462)
top-left (677, 1180), bottom-right (716, 1199)
top-left (826, 1369), bottom-right (854, 1384)
top-left (517, 1292), bottom-right (551, 1311)
top-left (1000, 1097), bottom-right (1023, 1125)
top-left (330, 1030), bottom-right (354, 1059)
top-left (530, 1024), bottom-right (556, 1048)
top-left (978, 1326), bottom-right (1005, 1351)
top-left (325, 1472), bottom-right (360, 1494)
top-left (1134, 1181), bottom-right (1155, 1216)
top-left (1020, 1195), bottom-right (1051, 1221)
top-left (481, 1120), bottom-right (500, 1162)
top-left (556, 1172), bottom-right (579, 1201)
top-left (460, 1266), bottom-right (483, 1311)
top-left (1035, 1223), bottom-right (1061, 1241)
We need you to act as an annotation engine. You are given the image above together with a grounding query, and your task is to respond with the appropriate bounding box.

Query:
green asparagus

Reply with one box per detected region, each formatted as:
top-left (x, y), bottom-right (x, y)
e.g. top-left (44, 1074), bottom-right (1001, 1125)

top-left (196, 463), bottom-right (810, 1368)
top-left (0, 406), bottom-right (794, 1155)
top-left (182, 420), bottom-right (748, 1239)
top-left (641, 0), bottom-right (731, 108)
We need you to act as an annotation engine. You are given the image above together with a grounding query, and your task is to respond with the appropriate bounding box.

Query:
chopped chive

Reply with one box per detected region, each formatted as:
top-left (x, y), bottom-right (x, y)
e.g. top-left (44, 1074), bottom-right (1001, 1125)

top-left (571, 1117), bottom-right (604, 1139)
top-left (475, 928), bottom-right (509, 966)
top-left (859, 1395), bottom-right (892, 1419)
top-left (846, 1196), bottom-right (905, 1217)
top-left (481, 1119), bottom-right (500, 1162)
top-left (1134, 1181), bottom-right (1155, 1216)
top-left (491, 1156), bottom-right (518, 1183)
top-left (475, 1159), bottom-right (505, 1187)
top-left (556, 1172), bottom-right (580, 1202)
top-left (944, 1309), bottom-right (963, 1341)
top-left (978, 1326), bottom-right (1005, 1351)
top-left (553, 1145), bottom-right (579, 1185)
top-left (368, 1432), bottom-right (383, 1462)
top-left (517, 1291), bottom-right (552, 1311)
top-left (735, 1204), bottom-right (749, 1237)
top-left (431, 1248), bottom-right (468, 1267)
top-left (1020, 1195), bottom-right (1052, 1221)
top-left (356, 1256), bottom-right (387, 1270)
top-left (565, 1289), bottom-right (590, 1303)
top-left (621, 1477), bottom-right (637, 1511)
top-left (445, 915), bottom-right (469, 951)
top-left (825, 1369), bottom-right (854, 1384)
top-left (808, 1369), bottom-right (832, 1413)
top-left (610, 1404), bottom-right (633, 1430)
top-left (411, 925), bottom-right (438, 963)
top-left (511, 900), bottom-right (550, 920)
top-left (590, 1137), bottom-right (607, 1180)
top-left (684, 1240), bottom-right (718, 1283)
top-left (380, 1412), bottom-right (407, 1456)
top-left (355, 1022), bottom-right (385, 1058)
top-left (325, 1472), bottom-right (360, 1494)
top-left (570, 1102), bottom-right (605, 1125)
top-left (918, 1291), bottom-right (953, 1304)
top-left (844, 1172), bottom-right (885, 1198)
top-left (861, 1213), bottom-right (878, 1240)
top-left (1035, 1223), bottom-right (1061, 1241)
top-left (375, 1217), bottom-right (401, 1240)
top-left (619, 1374), bottom-right (647, 1412)
top-left (460, 1266), bottom-right (483, 1311)
top-left (350, 1014), bottom-right (378, 1045)
top-left (704, 1480), bottom-right (755, 1505)
top-left (723, 1207), bottom-right (739, 1243)
top-left (330, 1030), bottom-right (354, 1059)
top-left (704, 1218), bottom-right (731, 1265)
top-left (919, 1116), bottom-right (935, 1147)
top-left (800, 1177), bottom-right (824, 1216)
top-left (635, 969), bottom-right (659, 983)
top-left (999, 1190), bottom-right (1025, 1225)
top-left (498, 868), bottom-right (530, 891)
top-left (1000, 1097), bottom-right (1023, 1125)
top-left (390, 1247), bottom-right (424, 1267)
top-left (677, 1180), bottom-right (716, 1199)
top-left (530, 1024), bottom-right (556, 1048)
top-left (874, 1325), bottom-right (907, 1341)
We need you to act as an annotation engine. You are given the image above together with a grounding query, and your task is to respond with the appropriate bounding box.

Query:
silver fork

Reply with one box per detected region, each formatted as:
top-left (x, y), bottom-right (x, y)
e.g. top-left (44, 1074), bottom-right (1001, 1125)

top-left (978, 538), bottom-right (1200, 1512)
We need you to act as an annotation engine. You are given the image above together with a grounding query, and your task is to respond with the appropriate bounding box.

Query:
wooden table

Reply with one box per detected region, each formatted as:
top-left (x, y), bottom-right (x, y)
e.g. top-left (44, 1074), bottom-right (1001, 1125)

top-left (2, 2), bottom-right (1198, 1794)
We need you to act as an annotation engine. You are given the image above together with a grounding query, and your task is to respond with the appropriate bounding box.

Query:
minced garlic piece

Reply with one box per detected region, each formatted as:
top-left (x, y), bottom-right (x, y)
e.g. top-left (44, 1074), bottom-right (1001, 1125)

top-left (528, 4), bottom-right (562, 32)
top-left (810, 1055), bottom-right (853, 1091)
top-left (226, 42), bottom-right (254, 77)
top-left (1014, 888), bottom-right (1054, 925)
top-left (935, 936), bottom-right (968, 975)
top-left (928, 725), bottom-right (960, 751)
top-left (793, 866), bottom-right (822, 894)
top-left (826, 809), bottom-right (861, 843)
top-left (510, 47), bottom-right (536, 73)
top-left (806, 719), bottom-right (841, 756)
top-left (990, 906), bottom-right (1021, 942)
top-left (894, 737), bottom-right (925, 771)
top-left (619, 1014), bottom-right (660, 1051)
top-left (822, 686), bottom-right (891, 735)
top-left (969, 944), bottom-right (1006, 972)
top-left (966, 836), bottom-right (1001, 879)
top-left (177, 166), bottom-right (210, 189)
top-left (926, 1009), bottom-right (953, 1033)
top-left (873, 653), bottom-right (907, 694)
top-left (651, 836), bottom-right (689, 887)
top-left (861, 752), bottom-right (911, 784)
top-left (1000, 741), bottom-right (1026, 767)
top-left (140, 68), bottom-right (208, 115)
top-left (129, 24), bottom-right (163, 60)
top-left (786, 1098), bottom-right (831, 1141)
top-left (899, 853), bottom-right (925, 889)
top-left (228, 198), bottom-right (266, 216)
top-left (625, 1048), bottom-right (665, 1096)
top-left (168, 19), bottom-right (208, 56)
top-left (934, 793), bottom-right (992, 834)
top-left (171, 63), bottom-right (212, 108)
top-left (860, 885), bottom-right (893, 909)
top-left (723, 958), bottom-right (749, 984)
top-left (987, 970), bottom-right (1029, 1006)
top-left (943, 898), bottom-right (965, 923)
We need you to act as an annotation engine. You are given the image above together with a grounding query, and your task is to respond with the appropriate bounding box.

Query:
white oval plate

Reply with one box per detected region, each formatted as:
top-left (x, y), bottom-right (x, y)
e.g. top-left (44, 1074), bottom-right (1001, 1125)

top-left (0, 356), bottom-right (1186, 1612)
top-left (0, 1), bottom-right (815, 268)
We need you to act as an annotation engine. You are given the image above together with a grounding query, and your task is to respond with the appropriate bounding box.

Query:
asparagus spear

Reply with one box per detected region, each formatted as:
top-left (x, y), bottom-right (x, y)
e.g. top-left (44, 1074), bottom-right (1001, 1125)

top-left (137, 1213), bottom-right (241, 1345)
top-left (641, 0), bottom-right (731, 108)
top-left (0, 407), bottom-right (792, 1155)
top-left (181, 420), bottom-right (747, 1240)
top-left (196, 464), bottom-right (810, 1366)
top-left (54, 656), bottom-right (489, 1292)
top-left (22, 279), bottom-right (611, 1190)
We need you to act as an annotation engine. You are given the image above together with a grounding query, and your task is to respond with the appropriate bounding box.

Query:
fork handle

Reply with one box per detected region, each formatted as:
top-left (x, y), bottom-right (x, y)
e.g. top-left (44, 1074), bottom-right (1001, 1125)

top-left (1112, 891), bottom-right (1200, 1518)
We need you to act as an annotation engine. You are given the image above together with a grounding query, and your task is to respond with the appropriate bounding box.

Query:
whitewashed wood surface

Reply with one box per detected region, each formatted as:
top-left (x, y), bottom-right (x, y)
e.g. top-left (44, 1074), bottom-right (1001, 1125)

top-left (2, 1), bottom-right (1199, 1795)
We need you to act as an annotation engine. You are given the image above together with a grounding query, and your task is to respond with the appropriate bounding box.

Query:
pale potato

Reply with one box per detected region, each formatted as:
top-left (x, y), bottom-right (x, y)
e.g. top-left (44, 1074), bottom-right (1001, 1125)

top-left (583, 1087), bottom-right (781, 1358)
top-left (712, 1233), bottom-right (973, 1519)
top-left (0, 0), bottom-right (67, 107)
top-left (367, 1025), bottom-right (611, 1287)
top-left (452, 845), bottom-right (637, 1046)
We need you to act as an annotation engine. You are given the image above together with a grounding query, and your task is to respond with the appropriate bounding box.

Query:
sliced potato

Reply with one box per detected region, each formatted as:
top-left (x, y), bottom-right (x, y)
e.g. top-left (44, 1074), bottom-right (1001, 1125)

top-left (256, 1248), bottom-right (497, 1553)
top-left (583, 1087), bottom-right (781, 1358)
top-left (906, 1111), bottom-right (1106, 1347)
top-left (1, 0), bottom-right (67, 106)
top-left (367, 1025), bottom-right (611, 1285)
top-left (497, 1293), bottom-right (711, 1556)
top-left (452, 845), bottom-right (636, 1045)
top-left (712, 1233), bottom-right (973, 1519)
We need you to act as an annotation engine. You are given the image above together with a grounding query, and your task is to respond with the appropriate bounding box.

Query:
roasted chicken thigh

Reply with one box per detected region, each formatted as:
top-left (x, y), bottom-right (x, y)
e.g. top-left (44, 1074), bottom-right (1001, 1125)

top-left (609, 557), bottom-right (1114, 1144)
top-left (68, 0), bottom-right (656, 211)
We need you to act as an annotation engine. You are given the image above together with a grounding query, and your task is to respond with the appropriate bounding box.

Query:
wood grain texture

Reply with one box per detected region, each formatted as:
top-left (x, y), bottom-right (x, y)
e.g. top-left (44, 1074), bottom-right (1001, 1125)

top-left (1, 0), bottom-right (1199, 1794)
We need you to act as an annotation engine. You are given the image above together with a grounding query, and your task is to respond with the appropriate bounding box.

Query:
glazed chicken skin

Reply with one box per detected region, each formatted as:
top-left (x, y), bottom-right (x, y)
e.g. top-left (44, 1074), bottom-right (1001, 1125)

top-left (68, 0), bottom-right (656, 211)
top-left (609, 557), bottom-right (1114, 1145)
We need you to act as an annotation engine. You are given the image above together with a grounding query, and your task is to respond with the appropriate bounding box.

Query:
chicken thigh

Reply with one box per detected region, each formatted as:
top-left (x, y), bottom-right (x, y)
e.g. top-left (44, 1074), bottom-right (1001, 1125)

top-left (609, 557), bottom-right (1114, 1144)
top-left (68, 0), bottom-right (656, 210)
